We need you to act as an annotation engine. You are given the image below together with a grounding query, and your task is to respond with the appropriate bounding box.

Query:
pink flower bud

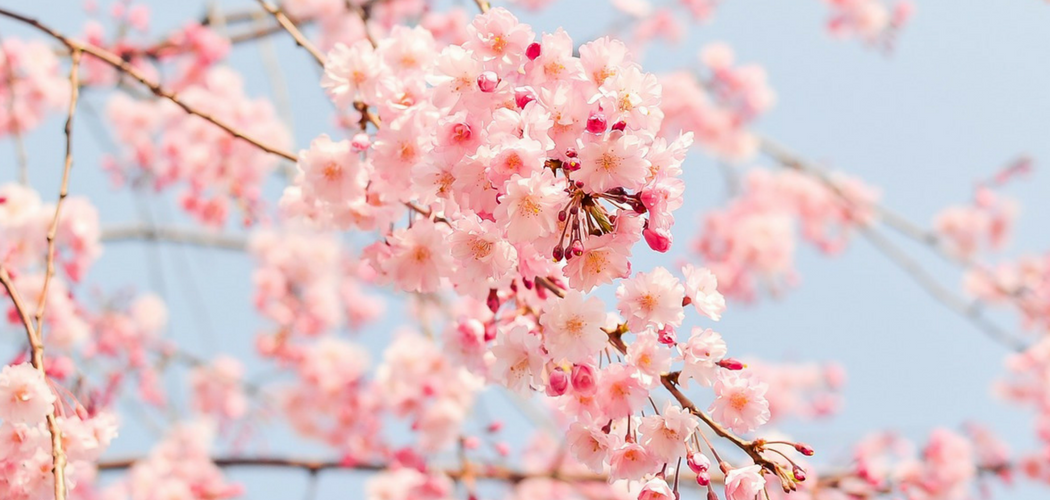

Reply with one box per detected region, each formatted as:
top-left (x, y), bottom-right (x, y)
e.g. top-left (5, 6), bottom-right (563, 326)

top-left (570, 363), bottom-right (597, 396)
top-left (515, 87), bottom-right (536, 109)
top-left (565, 158), bottom-right (581, 171)
top-left (696, 471), bottom-right (711, 487)
top-left (718, 358), bottom-right (745, 370)
top-left (657, 325), bottom-right (677, 345)
top-left (793, 466), bottom-right (807, 482)
top-left (546, 367), bottom-right (569, 396)
top-left (552, 246), bottom-right (564, 262)
top-left (586, 112), bottom-right (607, 134)
top-left (565, 147), bottom-right (578, 158)
top-left (687, 452), bottom-right (711, 473)
top-left (487, 288), bottom-right (500, 313)
top-left (350, 133), bottom-right (371, 152)
top-left (487, 420), bottom-right (503, 433)
top-left (463, 436), bottom-right (481, 450)
top-left (526, 42), bottom-right (542, 60)
top-left (477, 71), bottom-right (500, 92)
top-left (643, 227), bottom-right (672, 253)
top-left (611, 120), bottom-right (627, 131)
top-left (795, 442), bottom-right (815, 456)
top-left (570, 239), bottom-right (584, 257)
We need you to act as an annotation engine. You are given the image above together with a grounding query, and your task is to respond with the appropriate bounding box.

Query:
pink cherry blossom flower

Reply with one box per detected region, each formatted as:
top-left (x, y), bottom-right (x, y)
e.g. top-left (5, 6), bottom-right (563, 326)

top-left (678, 327), bottom-right (727, 387)
top-left (725, 464), bottom-right (767, 500)
top-left (0, 363), bottom-right (55, 424)
top-left (682, 264), bottom-right (726, 321)
top-left (575, 132), bottom-right (651, 193)
top-left (596, 364), bottom-right (647, 419)
top-left (639, 402), bottom-right (699, 463)
top-left (540, 290), bottom-right (608, 363)
top-left (609, 440), bottom-right (659, 481)
top-left (495, 171), bottom-right (569, 243)
top-left (491, 320), bottom-right (544, 393)
top-left (617, 266), bottom-right (685, 332)
top-left (709, 371), bottom-right (771, 434)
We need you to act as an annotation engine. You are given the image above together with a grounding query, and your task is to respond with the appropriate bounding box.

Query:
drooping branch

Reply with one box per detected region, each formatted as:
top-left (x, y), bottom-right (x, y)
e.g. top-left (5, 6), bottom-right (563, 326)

top-left (253, 0), bottom-right (325, 65)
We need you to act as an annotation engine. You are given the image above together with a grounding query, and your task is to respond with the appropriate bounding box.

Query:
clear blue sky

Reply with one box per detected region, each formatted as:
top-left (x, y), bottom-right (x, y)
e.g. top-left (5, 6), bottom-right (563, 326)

top-left (2, 0), bottom-right (1050, 498)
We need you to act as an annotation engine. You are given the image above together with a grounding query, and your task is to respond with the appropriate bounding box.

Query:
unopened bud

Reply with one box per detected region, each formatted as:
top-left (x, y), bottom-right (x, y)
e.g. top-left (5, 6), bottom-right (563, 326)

top-left (718, 358), bottom-right (745, 370)
top-left (565, 147), bottom-right (578, 158)
top-left (657, 325), bottom-right (677, 345)
top-left (643, 227), bottom-right (672, 253)
top-left (515, 87), bottom-right (536, 109)
top-left (558, 210), bottom-right (568, 222)
top-left (793, 466), bottom-right (807, 482)
top-left (350, 133), bottom-right (371, 151)
top-left (565, 158), bottom-right (581, 171)
top-left (526, 42), bottom-right (541, 60)
top-left (477, 71), bottom-right (500, 92)
top-left (570, 240), bottom-right (584, 257)
top-left (611, 120), bottom-right (627, 132)
top-left (487, 288), bottom-right (500, 313)
top-left (586, 112), bottom-right (608, 134)
top-left (686, 452), bottom-right (711, 473)
top-left (795, 442), bottom-right (815, 456)
top-left (695, 471), bottom-right (711, 487)
top-left (546, 367), bottom-right (569, 396)
top-left (571, 364), bottom-right (597, 396)
top-left (552, 246), bottom-right (564, 262)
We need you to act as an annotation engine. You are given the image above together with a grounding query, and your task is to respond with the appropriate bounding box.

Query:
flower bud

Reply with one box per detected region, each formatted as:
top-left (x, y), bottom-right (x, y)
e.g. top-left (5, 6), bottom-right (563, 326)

top-left (565, 147), bottom-right (578, 158)
top-left (552, 246), bottom-right (564, 262)
top-left (487, 420), bottom-right (503, 433)
top-left (571, 363), bottom-right (597, 396)
top-left (487, 288), bottom-right (500, 313)
top-left (611, 120), bottom-right (627, 132)
top-left (695, 471), bottom-right (710, 487)
top-left (586, 112), bottom-right (608, 134)
top-left (546, 367), bottom-right (569, 396)
top-left (795, 442), bottom-right (815, 456)
top-left (718, 358), bottom-right (745, 370)
top-left (515, 87), bottom-right (536, 109)
top-left (686, 452), bottom-right (711, 473)
top-left (558, 210), bottom-right (568, 222)
top-left (350, 133), bottom-right (371, 152)
top-left (477, 71), bottom-right (500, 92)
top-left (793, 466), bottom-right (807, 482)
top-left (643, 227), bottom-right (672, 253)
top-left (657, 325), bottom-right (676, 345)
top-left (526, 42), bottom-right (542, 60)
top-left (570, 240), bottom-right (584, 257)
top-left (484, 322), bottom-right (497, 342)
top-left (565, 158), bottom-right (581, 171)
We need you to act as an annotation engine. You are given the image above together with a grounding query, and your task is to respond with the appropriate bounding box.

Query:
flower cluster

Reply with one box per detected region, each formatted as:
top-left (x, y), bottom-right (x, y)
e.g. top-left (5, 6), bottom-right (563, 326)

top-left (0, 183), bottom-right (102, 281)
top-left (934, 186), bottom-right (1017, 260)
top-left (695, 169), bottom-right (879, 301)
top-left (0, 37), bottom-right (68, 139)
top-left (105, 67), bottom-right (290, 227)
top-left (659, 43), bottom-right (774, 162)
top-left (283, 8), bottom-right (691, 297)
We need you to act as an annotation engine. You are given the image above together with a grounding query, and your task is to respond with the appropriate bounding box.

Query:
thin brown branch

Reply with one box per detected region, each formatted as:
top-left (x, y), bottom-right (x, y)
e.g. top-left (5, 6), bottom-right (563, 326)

top-left (474, 0), bottom-right (491, 13)
top-left (35, 48), bottom-right (80, 333)
top-left (253, 0), bottom-right (325, 65)
top-left (0, 266), bottom-right (67, 500)
top-left (0, 29), bottom-right (29, 184)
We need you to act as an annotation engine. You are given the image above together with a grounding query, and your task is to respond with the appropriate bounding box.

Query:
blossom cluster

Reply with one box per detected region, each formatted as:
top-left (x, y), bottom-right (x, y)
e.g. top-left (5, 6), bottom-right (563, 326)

top-left (695, 169), bottom-right (879, 301)
top-left (0, 37), bottom-right (68, 139)
top-left (105, 67), bottom-right (290, 227)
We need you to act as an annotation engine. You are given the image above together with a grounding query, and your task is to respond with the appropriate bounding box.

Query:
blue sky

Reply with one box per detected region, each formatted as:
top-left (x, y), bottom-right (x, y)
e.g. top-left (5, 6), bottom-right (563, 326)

top-left (2, 0), bottom-right (1050, 498)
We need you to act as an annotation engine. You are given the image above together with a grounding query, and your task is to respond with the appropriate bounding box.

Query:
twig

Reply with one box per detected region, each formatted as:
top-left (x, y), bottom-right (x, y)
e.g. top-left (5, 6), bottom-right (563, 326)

top-left (34, 48), bottom-right (80, 333)
top-left (474, 0), bottom-right (491, 13)
top-left (0, 29), bottom-right (29, 184)
top-left (0, 266), bottom-right (67, 500)
top-left (253, 0), bottom-right (325, 65)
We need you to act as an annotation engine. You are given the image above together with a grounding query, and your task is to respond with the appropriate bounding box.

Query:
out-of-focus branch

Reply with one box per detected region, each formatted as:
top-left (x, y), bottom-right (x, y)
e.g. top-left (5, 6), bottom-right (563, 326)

top-left (758, 136), bottom-right (1029, 351)
top-left (100, 225), bottom-right (248, 251)
top-left (474, 0), bottom-right (491, 13)
top-left (253, 0), bottom-right (325, 65)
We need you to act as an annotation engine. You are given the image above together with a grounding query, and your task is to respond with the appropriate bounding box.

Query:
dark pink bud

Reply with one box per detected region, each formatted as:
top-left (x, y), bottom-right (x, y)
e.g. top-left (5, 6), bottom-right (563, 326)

top-left (686, 452), bottom-right (711, 473)
top-left (570, 240), bottom-right (584, 257)
top-left (526, 42), bottom-right (542, 60)
top-left (546, 367), bottom-right (569, 396)
top-left (487, 420), bottom-right (503, 433)
top-left (795, 442), bottom-right (815, 456)
top-left (718, 358), bottom-right (745, 370)
top-left (639, 189), bottom-right (659, 209)
top-left (586, 112), bottom-right (607, 134)
top-left (477, 71), bottom-right (500, 92)
top-left (483, 322), bottom-right (497, 342)
top-left (558, 210), bottom-right (567, 222)
top-left (487, 288), bottom-right (500, 313)
top-left (565, 158), bottom-right (581, 172)
top-left (657, 325), bottom-right (676, 345)
top-left (552, 246), bottom-right (564, 262)
top-left (611, 120), bottom-right (627, 132)
top-left (451, 122), bottom-right (472, 143)
top-left (695, 471), bottom-right (711, 487)
top-left (643, 227), bottom-right (672, 253)
top-left (515, 87), bottom-right (536, 109)
top-left (522, 277), bottom-right (534, 289)
top-left (565, 147), bottom-right (578, 158)
top-left (570, 364), bottom-right (597, 396)
top-left (793, 466), bottom-right (807, 482)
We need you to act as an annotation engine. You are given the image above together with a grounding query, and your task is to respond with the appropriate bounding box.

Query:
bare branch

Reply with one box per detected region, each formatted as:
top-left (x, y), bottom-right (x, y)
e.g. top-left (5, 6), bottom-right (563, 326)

top-left (100, 225), bottom-right (248, 251)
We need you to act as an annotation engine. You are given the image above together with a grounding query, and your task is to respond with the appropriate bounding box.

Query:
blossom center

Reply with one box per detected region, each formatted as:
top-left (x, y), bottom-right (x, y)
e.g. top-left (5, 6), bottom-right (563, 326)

top-left (729, 392), bottom-right (749, 411)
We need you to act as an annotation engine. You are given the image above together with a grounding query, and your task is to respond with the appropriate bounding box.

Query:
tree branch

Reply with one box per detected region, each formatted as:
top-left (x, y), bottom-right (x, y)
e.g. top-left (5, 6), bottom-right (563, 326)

top-left (100, 224), bottom-right (248, 251)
